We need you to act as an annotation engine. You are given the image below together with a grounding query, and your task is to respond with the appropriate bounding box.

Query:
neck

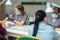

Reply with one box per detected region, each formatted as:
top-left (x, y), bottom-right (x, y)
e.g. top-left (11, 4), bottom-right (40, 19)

top-left (42, 20), bottom-right (46, 24)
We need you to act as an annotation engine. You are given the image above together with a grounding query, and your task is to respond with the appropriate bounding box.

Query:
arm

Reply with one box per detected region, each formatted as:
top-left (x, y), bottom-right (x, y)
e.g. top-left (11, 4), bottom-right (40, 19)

top-left (14, 14), bottom-right (28, 26)
top-left (0, 17), bottom-right (9, 28)
top-left (2, 17), bottom-right (9, 22)
top-left (14, 20), bottom-right (25, 26)
top-left (2, 14), bottom-right (13, 22)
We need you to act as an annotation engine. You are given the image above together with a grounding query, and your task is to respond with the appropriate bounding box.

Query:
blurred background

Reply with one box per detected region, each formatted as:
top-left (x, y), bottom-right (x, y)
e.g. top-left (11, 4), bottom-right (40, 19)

top-left (0, 0), bottom-right (60, 20)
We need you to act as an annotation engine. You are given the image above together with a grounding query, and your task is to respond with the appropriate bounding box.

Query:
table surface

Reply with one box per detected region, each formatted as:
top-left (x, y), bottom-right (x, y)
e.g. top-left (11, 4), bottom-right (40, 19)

top-left (6, 25), bottom-right (60, 35)
top-left (6, 25), bottom-right (30, 35)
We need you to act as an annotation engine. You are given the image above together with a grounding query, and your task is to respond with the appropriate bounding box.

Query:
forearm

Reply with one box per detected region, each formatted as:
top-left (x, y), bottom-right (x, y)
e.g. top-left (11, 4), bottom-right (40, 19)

top-left (0, 21), bottom-right (6, 28)
top-left (14, 20), bottom-right (24, 26)
top-left (2, 19), bottom-right (7, 22)
top-left (2, 17), bottom-right (9, 22)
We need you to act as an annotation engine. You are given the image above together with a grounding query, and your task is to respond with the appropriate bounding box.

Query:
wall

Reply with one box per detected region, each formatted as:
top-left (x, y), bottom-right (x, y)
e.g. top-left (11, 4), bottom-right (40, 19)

top-left (0, 0), bottom-right (5, 20)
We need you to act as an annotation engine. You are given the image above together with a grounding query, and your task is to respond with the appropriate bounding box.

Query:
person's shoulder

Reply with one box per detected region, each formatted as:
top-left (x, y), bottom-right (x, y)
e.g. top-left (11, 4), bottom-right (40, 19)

top-left (46, 24), bottom-right (54, 29)
top-left (24, 12), bottom-right (28, 18)
top-left (30, 24), bottom-right (34, 27)
top-left (23, 12), bottom-right (27, 16)
top-left (24, 12), bottom-right (26, 14)
top-left (46, 24), bottom-right (52, 27)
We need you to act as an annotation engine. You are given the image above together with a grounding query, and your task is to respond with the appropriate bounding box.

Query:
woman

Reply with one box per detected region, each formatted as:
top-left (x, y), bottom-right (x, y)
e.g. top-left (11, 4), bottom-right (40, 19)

top-left (12, 5), bottom-right (28, 25)
top-left (28, 10), bottom-right (55, 40)
top-left (4, 5), bottom-right (28, 26)
top-left (47, 7), bottom-right (60, 28)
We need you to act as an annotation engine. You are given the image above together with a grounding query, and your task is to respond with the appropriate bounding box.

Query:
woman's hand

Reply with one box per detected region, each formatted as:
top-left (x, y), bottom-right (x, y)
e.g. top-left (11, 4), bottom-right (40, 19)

top-left (14, 20), bottom-right (16, 23)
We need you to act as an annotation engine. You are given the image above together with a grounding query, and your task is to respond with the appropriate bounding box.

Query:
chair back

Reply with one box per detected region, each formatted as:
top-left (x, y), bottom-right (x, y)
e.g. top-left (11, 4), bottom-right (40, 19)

top-left (16, 36), bottom-right (43, 40)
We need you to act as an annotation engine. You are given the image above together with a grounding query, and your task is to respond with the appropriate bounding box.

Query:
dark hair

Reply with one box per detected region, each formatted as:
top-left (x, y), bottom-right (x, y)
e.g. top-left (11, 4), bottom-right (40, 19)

top-left (16, 5), bottom-right (24, 13)
top-left (53, 7), bottom-right (58, 10)
top-left (53, 7), bottom-right (60, 13)
top-left (32, 10), bottom-right (46, 36)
